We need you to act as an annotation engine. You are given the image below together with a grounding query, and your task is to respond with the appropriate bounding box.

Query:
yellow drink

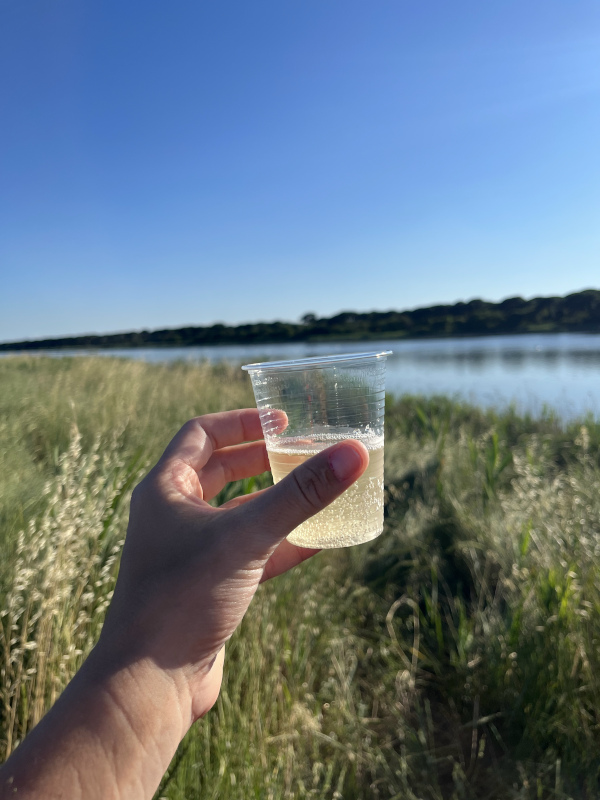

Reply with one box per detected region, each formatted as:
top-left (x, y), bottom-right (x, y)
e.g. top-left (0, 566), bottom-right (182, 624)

top-left (267, 434), bottom-right (384, 548)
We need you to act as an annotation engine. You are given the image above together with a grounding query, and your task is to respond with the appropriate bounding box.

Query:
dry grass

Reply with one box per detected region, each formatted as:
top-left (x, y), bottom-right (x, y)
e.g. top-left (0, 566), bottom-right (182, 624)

top-left (0, 356), bottom-right (253, 760)
top-left (0, 427), bottom-right (136, 756)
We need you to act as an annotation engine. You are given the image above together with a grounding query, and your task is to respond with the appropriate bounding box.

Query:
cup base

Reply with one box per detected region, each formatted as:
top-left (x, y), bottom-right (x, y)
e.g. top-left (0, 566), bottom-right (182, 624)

top-left (286, 525), bottom-right (384, 550)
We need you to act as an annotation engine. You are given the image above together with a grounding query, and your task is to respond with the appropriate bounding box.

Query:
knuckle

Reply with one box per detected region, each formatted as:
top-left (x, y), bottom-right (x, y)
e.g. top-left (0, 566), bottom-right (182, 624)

top-left (130, 469), bottom-right (161, 511)
top-left (130, 481), bottom-right (144, 507)
top-left (183, 417), bottom-right (203, 435)
top-left (291, 462), bottom-right (332, 514)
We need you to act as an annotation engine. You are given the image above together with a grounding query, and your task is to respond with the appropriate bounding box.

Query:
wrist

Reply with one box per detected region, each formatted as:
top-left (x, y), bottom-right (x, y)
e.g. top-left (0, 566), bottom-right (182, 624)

top-left (0, 644), bottom-right (192, 800)
top-left (82, 651), bottom-right (188, 797)
top-left (98, 581), bottom-right (225, 722)
top-left (82, 637), bottom-right (194, 743)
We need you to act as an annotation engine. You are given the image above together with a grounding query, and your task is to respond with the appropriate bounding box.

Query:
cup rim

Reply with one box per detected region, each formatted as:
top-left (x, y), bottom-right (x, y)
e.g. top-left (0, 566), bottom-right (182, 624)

top-left (241, 350), bottom-right (392, 372)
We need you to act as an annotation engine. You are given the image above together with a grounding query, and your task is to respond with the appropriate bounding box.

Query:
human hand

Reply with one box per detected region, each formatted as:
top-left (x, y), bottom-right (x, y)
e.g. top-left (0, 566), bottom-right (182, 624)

top-left (99, 408), bottom-right (369, 726)
top-left (0, 409), bottom-right (369, 800)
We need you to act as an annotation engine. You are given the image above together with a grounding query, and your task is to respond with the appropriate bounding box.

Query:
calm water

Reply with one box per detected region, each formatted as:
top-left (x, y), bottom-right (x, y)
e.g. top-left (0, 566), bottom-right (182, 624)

top-left (6, 333), bottom-right (600, 421)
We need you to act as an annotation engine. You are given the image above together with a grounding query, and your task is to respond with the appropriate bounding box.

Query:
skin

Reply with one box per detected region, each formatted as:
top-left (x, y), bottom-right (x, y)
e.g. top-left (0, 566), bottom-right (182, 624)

top-left (0, 408), bottom-right (368, 799)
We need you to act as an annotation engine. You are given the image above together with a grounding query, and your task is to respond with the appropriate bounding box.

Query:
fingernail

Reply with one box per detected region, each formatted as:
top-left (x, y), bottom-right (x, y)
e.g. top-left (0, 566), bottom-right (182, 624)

top-left (328, 444), bottom-right (362, 482)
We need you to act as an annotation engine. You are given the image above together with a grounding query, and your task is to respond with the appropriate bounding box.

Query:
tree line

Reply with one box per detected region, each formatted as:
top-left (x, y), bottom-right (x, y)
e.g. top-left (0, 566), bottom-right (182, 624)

top-left (2, 289), bottom-right (599, 351)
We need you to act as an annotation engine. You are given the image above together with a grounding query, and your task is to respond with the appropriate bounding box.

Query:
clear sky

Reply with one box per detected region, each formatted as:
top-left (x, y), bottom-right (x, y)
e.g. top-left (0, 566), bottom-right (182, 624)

top-left (1, 0), bottom-right (599, 341)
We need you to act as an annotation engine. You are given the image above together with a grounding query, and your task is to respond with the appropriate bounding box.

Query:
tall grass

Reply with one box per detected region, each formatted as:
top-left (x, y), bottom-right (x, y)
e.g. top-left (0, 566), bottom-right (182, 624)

top-left (1, 356), bottom-right (600, 797)
top-left (0, 356), bottom-right (253, 547)
top-left (0, 427), bottom-right (135, 755)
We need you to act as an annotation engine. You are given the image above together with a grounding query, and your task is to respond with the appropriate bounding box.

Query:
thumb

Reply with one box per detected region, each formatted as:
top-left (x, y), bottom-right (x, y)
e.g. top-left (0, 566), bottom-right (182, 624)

top-left (241, 439), bottom-right (369, 548)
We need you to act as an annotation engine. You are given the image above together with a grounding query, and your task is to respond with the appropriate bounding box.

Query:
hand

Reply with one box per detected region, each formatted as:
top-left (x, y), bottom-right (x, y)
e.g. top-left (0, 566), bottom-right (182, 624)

top-left (99, 408), bottom-right (369, 724)
top-left (0, 409), bottom-right (369, 800)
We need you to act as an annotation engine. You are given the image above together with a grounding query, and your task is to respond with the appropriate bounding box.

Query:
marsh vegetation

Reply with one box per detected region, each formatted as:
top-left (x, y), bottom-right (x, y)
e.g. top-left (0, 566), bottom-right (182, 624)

top-left (1, 356), bottom-right (599, 798)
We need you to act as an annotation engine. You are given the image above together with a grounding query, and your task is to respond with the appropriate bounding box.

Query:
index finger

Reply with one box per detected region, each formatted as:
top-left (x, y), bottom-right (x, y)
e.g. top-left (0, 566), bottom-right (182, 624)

top-left (159, 409), bottom-right (265, 473)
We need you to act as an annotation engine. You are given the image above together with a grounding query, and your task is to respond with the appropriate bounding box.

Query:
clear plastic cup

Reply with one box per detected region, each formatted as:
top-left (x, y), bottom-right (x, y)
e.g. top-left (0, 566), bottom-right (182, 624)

top-left (242, 351), bottom-right (391, 548)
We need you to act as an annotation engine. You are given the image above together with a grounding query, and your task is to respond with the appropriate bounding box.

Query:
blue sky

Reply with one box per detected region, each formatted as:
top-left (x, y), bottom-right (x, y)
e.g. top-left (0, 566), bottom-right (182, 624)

top-left (1, 0), bottom-right (599, 341)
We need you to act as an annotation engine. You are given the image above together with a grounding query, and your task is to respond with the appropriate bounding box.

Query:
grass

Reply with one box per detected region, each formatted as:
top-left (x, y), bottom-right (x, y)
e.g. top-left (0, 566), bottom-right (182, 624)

top-left (1, 356), bottom-right (600, 798)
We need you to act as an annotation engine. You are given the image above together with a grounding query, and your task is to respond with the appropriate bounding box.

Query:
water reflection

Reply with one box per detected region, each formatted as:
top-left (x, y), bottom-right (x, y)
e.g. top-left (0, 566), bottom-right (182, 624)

top-left (3, 333), bottom-right (599, 420)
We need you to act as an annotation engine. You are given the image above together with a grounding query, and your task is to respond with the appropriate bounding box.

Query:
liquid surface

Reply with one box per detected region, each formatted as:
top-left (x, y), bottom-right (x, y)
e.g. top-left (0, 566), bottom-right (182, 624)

top-left (267, 434), bottom-right (384, 549)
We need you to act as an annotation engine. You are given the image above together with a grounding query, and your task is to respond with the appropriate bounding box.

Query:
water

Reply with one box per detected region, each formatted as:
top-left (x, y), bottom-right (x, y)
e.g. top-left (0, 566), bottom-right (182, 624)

top-left (268, 435), bottom-right (384, 549)
top-left (4, 333), bottom-right (600, 420)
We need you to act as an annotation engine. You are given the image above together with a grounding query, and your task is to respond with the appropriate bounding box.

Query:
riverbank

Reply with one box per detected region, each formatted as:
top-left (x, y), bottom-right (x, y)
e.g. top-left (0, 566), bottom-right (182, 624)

top-left (1, 356), bottom-right (599, 797)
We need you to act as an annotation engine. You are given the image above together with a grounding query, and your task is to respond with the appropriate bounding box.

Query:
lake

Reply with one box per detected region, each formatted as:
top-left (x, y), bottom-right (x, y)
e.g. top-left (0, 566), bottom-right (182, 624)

top-left (5, 333), bottom-right (600, 421)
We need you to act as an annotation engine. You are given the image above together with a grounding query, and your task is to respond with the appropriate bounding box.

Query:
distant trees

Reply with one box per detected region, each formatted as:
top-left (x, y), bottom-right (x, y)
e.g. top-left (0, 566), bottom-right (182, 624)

top-left (1, 290), bottom-right (599, 351)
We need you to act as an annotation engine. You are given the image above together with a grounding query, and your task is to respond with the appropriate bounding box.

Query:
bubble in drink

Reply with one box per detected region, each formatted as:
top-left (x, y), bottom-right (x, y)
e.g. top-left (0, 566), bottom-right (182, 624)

top-left (267, 434), bottom-right (384, 549)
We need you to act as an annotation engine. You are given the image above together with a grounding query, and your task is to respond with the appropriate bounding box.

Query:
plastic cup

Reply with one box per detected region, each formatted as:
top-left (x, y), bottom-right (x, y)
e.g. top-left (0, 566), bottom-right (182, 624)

top-left (241, 351), bottom-right (391, 548)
